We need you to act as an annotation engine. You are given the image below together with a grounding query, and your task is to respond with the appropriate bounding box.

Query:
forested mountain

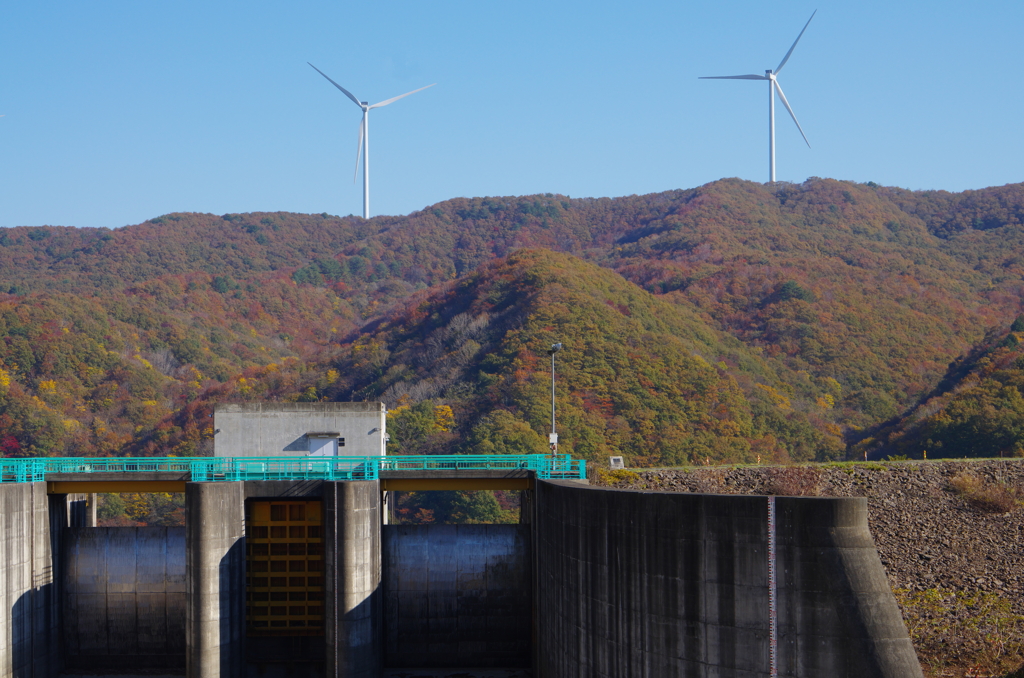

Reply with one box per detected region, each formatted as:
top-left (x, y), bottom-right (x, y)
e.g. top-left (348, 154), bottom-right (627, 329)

top-left (860, 317), bottom-right (1024, 460)
top-left (4, 177), bottom-right (1024, 464)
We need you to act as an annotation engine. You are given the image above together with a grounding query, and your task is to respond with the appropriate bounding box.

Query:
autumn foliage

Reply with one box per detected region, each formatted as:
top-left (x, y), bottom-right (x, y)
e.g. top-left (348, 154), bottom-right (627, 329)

top-left (2, 178), bottom-right (1024, 464)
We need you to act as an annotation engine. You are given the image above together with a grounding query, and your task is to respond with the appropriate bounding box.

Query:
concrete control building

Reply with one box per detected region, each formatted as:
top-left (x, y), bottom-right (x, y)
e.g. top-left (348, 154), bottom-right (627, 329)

top-left (213, 402), bottom-right (387, 458)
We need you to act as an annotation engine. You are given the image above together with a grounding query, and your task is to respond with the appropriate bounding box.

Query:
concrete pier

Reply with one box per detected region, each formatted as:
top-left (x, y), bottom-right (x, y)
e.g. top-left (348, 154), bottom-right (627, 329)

top-left (185, 482), bottom-right (245, 678)
top-left (324, 480), bottom-right (382, 678)
top-left (0, 483), bottom-right (65, 678)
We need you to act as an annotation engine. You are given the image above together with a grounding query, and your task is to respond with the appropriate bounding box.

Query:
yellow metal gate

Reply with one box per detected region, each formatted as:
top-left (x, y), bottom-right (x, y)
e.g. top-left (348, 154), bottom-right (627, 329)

top-left (246, 500), bottom-right (325, 635)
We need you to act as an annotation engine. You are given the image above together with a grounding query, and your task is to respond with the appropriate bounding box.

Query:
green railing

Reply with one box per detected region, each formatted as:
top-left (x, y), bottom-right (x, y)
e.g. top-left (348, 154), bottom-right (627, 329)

top-left (0, 454), bottom-right (585, 483)
top-left (378, 454), bottom-right (584, 479)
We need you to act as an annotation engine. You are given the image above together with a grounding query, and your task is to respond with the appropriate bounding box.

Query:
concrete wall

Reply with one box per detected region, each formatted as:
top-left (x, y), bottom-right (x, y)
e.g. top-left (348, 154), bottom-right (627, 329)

top-left (383, 524), bottom-right (531, 669)
top-left (215, 402), bottom-right (387, 458)
top-left (186, 482), bottom-right (246, 678)
top-left (0, 483), bottom-right (64, 678)
top-left (533, 480), bottom-right (922, 678)
top-left (775, 497), bottom-right (922, 677)
top-left (62, 527), bottom-right (186, 670)
top-left (324, 480), bottom-right (381, 678)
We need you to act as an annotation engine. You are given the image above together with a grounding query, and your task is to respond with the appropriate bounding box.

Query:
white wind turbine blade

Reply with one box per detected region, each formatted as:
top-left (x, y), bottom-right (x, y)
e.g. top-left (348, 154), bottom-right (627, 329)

top-left (775, 10), bottom-right (816, 74)
top-left (367, 83), bottom-right (436, 109)
top-left (699, 74), bottom-right (769, 80)
top-left (353, 115), bottom-right (365, 183)
top-left (308, 62), bottom-right (364, 108)
top-left (773, 80), bottom-right (810, 147)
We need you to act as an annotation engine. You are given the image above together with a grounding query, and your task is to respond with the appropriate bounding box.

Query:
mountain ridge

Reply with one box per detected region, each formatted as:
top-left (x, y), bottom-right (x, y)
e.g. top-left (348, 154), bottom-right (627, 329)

top-left (2, 177), bottom-right (1024, 462)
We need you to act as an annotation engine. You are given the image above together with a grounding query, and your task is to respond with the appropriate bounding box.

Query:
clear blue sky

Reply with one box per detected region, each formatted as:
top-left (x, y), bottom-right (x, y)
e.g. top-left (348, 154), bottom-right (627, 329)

top-left (1, 1), bottom-right (1022, 229)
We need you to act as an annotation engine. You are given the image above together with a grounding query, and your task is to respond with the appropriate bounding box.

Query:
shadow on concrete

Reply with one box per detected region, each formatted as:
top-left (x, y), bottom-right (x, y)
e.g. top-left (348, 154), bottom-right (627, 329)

top-left (13, 582), bottom-right (63, 678)
top-left (68, 496), bottom-right (89, 527)
top-left (219, 537), bottom-right (246, 678)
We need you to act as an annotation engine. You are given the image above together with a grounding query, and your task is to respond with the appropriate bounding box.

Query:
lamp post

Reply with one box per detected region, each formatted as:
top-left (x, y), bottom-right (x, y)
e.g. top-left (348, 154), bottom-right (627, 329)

top-left (548, 343), bottom-right (562, 454)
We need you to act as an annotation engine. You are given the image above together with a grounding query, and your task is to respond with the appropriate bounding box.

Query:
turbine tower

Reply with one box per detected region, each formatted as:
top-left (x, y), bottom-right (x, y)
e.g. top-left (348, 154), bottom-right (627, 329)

top-left (700, 10), bottom-right (816, 183)
top-left (308, 63), bottom-right (434, 219)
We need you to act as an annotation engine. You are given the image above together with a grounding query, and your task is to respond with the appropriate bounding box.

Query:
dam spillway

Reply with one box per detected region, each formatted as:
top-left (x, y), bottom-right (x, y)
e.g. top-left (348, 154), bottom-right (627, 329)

top-left (0, 456), bottom-right (921, 677)
top-left (62, 526), bottom-right (186, 671)
top-left (383, 524), bottom-right (532, 669)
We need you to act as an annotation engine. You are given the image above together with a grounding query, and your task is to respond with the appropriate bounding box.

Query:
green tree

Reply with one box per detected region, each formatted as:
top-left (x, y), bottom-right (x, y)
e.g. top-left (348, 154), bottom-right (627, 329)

top-left (97, 493), bottom-right (126, 521)
top-left (466, 411), bottom-right (547, 455)
top-left (396, 490), bottom-right (511, 524)
top-left (775, 280), bottom-right (815, 303)
top-left (291, 266), bottom-right (325, 286)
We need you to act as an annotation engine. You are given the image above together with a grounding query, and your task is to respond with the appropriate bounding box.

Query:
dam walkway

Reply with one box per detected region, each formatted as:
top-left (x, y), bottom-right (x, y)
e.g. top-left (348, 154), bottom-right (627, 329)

top-left (0, 453), bottom-right (586, 492)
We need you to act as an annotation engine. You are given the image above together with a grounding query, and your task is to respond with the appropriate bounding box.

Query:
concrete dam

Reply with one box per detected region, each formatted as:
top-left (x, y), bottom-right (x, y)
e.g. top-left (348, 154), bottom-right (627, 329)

top-left (0, 456), bottom-right (922, 678)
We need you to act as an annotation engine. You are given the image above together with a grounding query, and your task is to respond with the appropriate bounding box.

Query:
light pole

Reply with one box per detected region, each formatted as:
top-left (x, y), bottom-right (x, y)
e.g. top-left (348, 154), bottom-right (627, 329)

top-left (548, 343), bottom-right (562, 454)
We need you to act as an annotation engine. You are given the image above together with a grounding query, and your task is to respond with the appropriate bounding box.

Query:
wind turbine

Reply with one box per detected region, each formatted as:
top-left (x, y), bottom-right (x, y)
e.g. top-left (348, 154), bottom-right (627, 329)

top-left (308, 63), bottom-right (434, 219)
top-left (700, 10), bottom-right (816, 183)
